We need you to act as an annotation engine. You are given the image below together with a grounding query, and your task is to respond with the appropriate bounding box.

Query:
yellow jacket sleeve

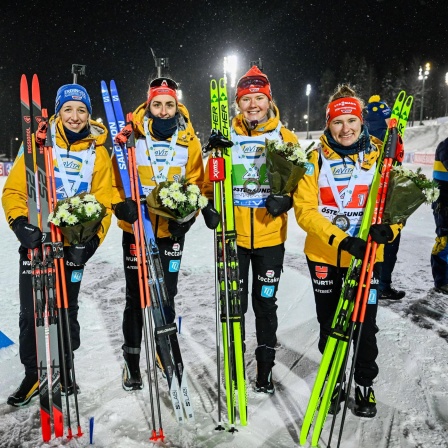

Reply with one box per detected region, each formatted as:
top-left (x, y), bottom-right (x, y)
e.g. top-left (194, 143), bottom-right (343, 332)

top-left (90, 145), bottom-right (113, 245)
top-left (2, 146), bottom-right (29, 228)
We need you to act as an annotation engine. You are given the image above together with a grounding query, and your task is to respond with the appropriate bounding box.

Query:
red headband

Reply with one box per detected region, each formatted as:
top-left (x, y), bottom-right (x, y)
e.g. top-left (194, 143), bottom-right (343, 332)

top-left (147, 80), bottom-right (178, 103)
top-left (326, 97), bottom-right (363, 124)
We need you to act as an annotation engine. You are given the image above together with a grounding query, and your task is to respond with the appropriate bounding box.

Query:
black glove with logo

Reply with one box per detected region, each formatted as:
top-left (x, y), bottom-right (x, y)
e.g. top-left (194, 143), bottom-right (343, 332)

top-left (202, 129), bottom-right (233, 153)
top-left (265, 194), bottom-right (293, 217)
top-left (201, 201), bottom-right (220, 229)
top-left (12, 216), bottom-right (43, 249)
top-left (369, 224), bottom-right (394, 244)
top-left (168, 217), bottom-right (196, 239)
top-left (339, 236), bottom-right (367, 260)
top-left (66, 235), bottom-right (100, 265)
top-left (113, 198), bottom-right (139, 224)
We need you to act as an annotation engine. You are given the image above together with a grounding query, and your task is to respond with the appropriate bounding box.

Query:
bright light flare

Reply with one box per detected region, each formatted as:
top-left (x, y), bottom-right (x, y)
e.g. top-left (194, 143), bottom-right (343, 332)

top-left (224, 55), bottom-right (238, 87)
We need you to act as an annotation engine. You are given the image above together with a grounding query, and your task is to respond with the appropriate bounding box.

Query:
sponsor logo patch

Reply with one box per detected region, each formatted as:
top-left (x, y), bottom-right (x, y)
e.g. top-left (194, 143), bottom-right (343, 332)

top-left (316, 266), bottom-right (328, 280)
top-left (261, 285), bottom-right (275, 298)
top-left (169, 260), bottom-right (181, 272)
top-left (367, 289), bottom-right (377, 305)
top-left (71, 269), bottom-right (83, 283)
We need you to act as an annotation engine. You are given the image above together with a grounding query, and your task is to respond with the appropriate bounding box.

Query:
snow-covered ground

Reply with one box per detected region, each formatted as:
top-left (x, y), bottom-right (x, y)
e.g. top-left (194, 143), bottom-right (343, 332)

top-left (0, 122), bottom-right (447, 448)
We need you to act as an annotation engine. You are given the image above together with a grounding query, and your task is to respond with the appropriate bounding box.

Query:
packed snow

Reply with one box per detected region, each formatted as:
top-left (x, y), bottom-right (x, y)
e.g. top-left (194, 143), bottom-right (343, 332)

top-left (0, 122), bottom-right (447, 448)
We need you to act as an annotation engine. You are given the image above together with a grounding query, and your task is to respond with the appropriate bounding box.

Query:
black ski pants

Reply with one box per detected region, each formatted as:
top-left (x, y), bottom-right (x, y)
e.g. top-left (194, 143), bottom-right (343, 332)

top-left (18, 247), bottom-right (82, 376)
top-left (306, 257), bottom-right (379, 387)
top-left (237, 243), bottom-right (285, 365)
top-left (121, 231), bottom-right (184, 354)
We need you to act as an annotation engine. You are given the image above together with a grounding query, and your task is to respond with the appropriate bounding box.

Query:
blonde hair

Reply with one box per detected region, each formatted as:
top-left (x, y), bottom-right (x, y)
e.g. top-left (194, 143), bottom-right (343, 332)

top-left (328, 84), bottom-right (364, 109)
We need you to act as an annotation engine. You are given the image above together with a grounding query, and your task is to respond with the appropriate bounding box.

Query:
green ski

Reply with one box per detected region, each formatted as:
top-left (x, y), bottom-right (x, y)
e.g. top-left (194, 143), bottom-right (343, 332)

top-left (208, 78), bottom-right (247, 430)
top-left (300, 90), bottom-right (413, 447)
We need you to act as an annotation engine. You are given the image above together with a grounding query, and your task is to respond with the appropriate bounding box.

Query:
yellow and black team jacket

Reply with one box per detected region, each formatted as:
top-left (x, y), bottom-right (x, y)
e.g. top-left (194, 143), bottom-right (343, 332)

top-left (293, 133), bottom-right (402, 267)
top-left (2, 116), bottom-right (113, 245)
top-left (203, 105), bottom-right (298, 250)
top-left (111, 102), bottom-right (204, 238)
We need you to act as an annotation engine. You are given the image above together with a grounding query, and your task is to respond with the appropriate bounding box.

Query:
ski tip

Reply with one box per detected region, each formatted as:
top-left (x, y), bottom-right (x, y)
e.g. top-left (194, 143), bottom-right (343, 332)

top-left (405, 95), bottom-right (414, 106)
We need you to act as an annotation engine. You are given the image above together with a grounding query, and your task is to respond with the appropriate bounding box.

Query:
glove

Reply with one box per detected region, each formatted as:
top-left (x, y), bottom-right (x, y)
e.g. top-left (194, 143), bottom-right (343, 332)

top-left (12, 216), bottom-right (43, 249)
top-left (202, 129), bottom-right (233, 153)
top-left (168, 217), bottom-right (195, 239)
top-left (265, 194), bottom-right (293, 217)
top-left (66, 235), bottom-right (100, 265)
top-left (369, 224), bottom-right (394, 244)
top-left (114, 123), bottom-right (133, 146)
top-left (339, 236), bottom-right (367, 260)
top-left (35, 119), bottom-right (48, 146)
top-left (113, 198), bottom-right (138, 224)
top-left (201, 201), bottom-right (220, 229)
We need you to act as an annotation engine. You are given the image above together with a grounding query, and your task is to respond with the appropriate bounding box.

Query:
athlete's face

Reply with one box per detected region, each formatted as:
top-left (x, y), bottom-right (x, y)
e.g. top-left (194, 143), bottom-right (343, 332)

top-left (238, 93), bottom-right (270, 123)
top-left (149, 95), bottom-right (177, 119)
top-left (59, 101), bottom-right (89, 133)
top-left (328, 114), bottom-right (362, 147)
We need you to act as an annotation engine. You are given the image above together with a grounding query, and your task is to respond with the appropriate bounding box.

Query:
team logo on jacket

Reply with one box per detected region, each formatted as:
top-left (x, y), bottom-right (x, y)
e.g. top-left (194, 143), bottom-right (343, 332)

top-left (172, 243), bottom-right (180, 251)
top-left (130, 244), bottom-right (137, 256)
top-left (315, 266), bottom-right (328, 280)
top-left (266, 270), bottom-right (275, 278)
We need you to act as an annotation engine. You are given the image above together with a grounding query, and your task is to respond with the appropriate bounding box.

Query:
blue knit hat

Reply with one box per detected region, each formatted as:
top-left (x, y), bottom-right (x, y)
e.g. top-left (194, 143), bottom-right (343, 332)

top-left (55, 84), bottom-right (92, 115)
top-left (365, 95), bottom-right (391, 140)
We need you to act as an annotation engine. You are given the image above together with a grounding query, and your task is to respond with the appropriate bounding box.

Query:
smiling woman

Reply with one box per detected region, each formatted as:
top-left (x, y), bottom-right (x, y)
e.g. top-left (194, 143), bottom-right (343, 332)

top-left (293, 83), bottom-right (405, 418)
top-left (1, 80), bottom-right (113, 410)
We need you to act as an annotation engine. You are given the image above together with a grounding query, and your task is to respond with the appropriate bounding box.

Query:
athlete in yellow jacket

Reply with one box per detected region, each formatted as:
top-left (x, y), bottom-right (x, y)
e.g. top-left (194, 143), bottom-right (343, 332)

top-left (2, 83), bottom-right (112, 406)
top-left (293, 84), bottom-right (402, 418)
top-left (110, 78), bottom-right (204, 391)
top-left (203, 66), bottom-right (298, 394)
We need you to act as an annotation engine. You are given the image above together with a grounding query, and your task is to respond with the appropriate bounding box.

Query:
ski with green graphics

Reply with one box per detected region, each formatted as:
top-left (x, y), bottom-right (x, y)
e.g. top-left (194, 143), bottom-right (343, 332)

top-left (208, 78), bottom-right (247, 431)
top-left (299, 90), bottom-right (413, 447)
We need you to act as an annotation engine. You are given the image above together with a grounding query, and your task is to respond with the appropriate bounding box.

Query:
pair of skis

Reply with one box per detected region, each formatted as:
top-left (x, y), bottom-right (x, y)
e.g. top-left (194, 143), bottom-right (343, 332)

top-left (100, 81), bottom-right (194, 440)
top-left (299, 91), bottom-right (413, 447)
top-left (20, 74), bottom-right (82, 441)
top-left (208, 78), bottom-right (247, 431)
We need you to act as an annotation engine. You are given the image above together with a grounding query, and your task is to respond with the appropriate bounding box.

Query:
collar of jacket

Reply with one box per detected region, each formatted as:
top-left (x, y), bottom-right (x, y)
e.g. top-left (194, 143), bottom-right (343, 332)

top-left (50, 116), bottom-right (107, 150)
top-left (319, 133), bottom-right (381, 171)
top-left (132, 102), bottom-right (192, 146)
top-left (232, 104), bottom-right (281, 135)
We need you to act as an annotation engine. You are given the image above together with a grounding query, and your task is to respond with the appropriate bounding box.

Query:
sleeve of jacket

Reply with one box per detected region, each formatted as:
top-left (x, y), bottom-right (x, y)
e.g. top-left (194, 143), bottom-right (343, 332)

top-left (1, 147), bottom-right (29, 228)
top-left (90, 145), bottom-right (113, 244)
top-left (202, 153), bottom-right (214, 200)
top-left (280, 127), bottom-right (299, 144)
top-left (111, 153), bottom-right (127, 205)
top-left (293, 149), bottom-right (349, 249)
top-left (184, 134), bottom-right (204, 189)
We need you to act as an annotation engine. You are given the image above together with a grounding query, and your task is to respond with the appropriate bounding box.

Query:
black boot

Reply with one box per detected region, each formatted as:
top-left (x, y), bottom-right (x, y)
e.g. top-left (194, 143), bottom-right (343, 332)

top-left (61, 369), bottom-right (80, 396)
top-left (354, 385), bottom-right (377, 418)
top-left (7, 372), bottom-right (39, 407)
top-left (123, 352), bottom-right (143, 391)
top-left (379, 287), bottom-right (405, 300)
top-left (328, 382), bottom-right (346, 415)
top-left (254, 361), bottom-right (275, 394)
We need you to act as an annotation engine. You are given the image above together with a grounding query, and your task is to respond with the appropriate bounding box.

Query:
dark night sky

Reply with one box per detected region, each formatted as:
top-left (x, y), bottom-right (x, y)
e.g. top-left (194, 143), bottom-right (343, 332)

top-left (1, 0), bottom-right (447, 155)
